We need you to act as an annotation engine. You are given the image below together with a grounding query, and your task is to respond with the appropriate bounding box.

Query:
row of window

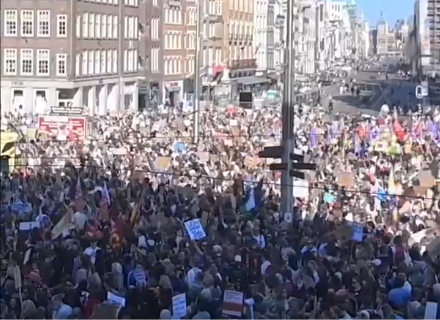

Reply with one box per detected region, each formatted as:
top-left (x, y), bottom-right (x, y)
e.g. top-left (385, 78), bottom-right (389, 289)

top-left (76, 49), bottom-right (138, 76)
top-left (229, 20), bottom-right (254, 36)
top-left (164, 32), bottom-right (199, 50)
top-left (4, 49), bottom-right (67, 76)
top-left (163, 57), bottom-right (196, 75)
top-left (164, 7), bottom-right (197, 26)
top-left (3, 10), bottom-right (67, 37)
top-left (230, 0), bottom-right (254, 14)
top-left (78, 13), bottom-right (124, 39)
top-left (82, 0), bottom-right (139, 6)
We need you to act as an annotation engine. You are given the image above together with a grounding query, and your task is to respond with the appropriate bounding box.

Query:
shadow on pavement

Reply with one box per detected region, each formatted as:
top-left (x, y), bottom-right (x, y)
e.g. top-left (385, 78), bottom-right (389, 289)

top-left (333, 94), bottom-right (372, 108)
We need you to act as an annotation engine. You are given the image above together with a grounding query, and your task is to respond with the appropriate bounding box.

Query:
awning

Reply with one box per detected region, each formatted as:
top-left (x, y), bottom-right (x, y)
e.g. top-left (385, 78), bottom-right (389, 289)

top-left (166, 86), bottom-right (181, 92)
top-left (236, 76), bottom-right (270, 86)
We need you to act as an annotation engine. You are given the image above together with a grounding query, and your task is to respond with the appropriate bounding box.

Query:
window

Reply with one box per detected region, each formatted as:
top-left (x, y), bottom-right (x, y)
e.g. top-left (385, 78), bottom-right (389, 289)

top-left (153, 0), bottom-right (158, 6)
top-left (96, 14), bottom-right (101, 38)
top-left (4, 10), bottom-right (18, 36)
top-left (123, 50), bottom-right (128, 71)
top-left (4, 49), bottom-right (17, 75)
top-left (75, 53), bottom-right (80, 76)
top-left (88, 50), bottom-right (94, 74)
top-left (112, 49), bottom-right (117, 72)
top-left (107, 15), bottom-right (112, 38)
top-left (37, 11), bottom-right (50, 37)
top-left (107, 50), bottom-right (112, 73)
top-left (57, 14), bottom-right (67, 37)
top-left (83, 13), bottom-right (89, 37)
top-left (151, 17), bottom-right (159, 40)
top-left (124, 17), bottom-right (128, 39)
top-left (151, 47), bottom-right (159, 72)
top-left (113, 16), bottom-right (118, 38)
top-left (128, 17), bottom-right (134, 39)
top-left (56, 54), bottom-right (67, 76)
top-left (20, 49), bottom-right (33, 75)
top-left (134, 17), bottom-right (138, 39)
top-left (76, 15), bottom-right (81, 37)
top-left (21, 10), bottom-right (34, 36)
top-left (95, 50), bottom-right (100, 74)
top-left (128, 50), bottom-right (133, 71)
top-left (89, 13), bottom-right (95, 38)
top-left (82, 51), bottom-right (88, 75)
top-left (101, 50), bottom-right (106, 73)
top-left (134, 50), bottom-right (138, 70)
top-left (37, 49), bottom-right (50, 75)
top-left (102, 15), bottom-right (107, 39)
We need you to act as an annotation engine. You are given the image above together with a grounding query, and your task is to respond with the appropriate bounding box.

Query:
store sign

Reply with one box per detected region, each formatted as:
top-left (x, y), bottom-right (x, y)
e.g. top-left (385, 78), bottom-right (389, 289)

top-left (38, 116), bottom-right (86, 141)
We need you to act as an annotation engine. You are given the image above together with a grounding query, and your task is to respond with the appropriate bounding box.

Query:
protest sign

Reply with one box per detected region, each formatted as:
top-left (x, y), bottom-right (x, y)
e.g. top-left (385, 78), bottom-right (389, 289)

top-left (337, 171), bottom-right (354, 187)
top-left (222, 290), bottom-right (244, 317)
top-left (197, 152), bottom-right (210, 162)
top-left (172, 293), bottom-right (187, 318)
top-left (184, 218), bottom-right (206, 240)
top-left (155, 157), bottom-right (171, 170)
top-left (348, 221), bottom-right (364, 242)
top-left (244, 156), bottom-right (260, 168)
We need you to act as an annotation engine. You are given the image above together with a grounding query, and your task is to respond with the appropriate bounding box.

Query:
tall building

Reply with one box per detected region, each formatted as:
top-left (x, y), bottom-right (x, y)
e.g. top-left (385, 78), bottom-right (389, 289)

top-left (1, 0), bottom-right (141, 115)
top-left (414, 0), bottom-right (439, 67)
top-left (254, 0), bottom-right (269, 73)
top-left (376, 18), bottom-right (388, 55)
top-left (221, 0), bottom-right (257, 97)
top-left (139, 0), bottom-right (163, 107)
top-left (162, 0), bottom-right (196, 105)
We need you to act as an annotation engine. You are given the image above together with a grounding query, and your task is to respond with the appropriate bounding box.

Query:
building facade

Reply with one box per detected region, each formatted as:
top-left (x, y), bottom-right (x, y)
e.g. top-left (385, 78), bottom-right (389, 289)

top-left (162, 0), bottom-right (195, 105)
top-left (139, 0), bottom-right (163, 108)
top-left (221, 0), bottom-right (257, 97)
top-left (1, 0), bottom-right (140, 115)
top-left (254, 0), bottom-right (268, 73)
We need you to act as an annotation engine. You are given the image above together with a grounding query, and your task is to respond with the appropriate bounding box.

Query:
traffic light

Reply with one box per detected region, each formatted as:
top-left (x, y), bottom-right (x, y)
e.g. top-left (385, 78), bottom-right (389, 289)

top-left (258, 145), bottom-right (316, 179)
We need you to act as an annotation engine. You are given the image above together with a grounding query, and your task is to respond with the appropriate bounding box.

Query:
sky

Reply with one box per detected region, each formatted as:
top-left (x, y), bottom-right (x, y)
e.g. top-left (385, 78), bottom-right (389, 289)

top-left (355, 0), bottom-right (414, 26)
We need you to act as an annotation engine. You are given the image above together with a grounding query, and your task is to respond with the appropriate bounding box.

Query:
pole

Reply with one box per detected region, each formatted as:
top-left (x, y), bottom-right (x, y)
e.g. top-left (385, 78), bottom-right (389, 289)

top-left (193, 0), bottom-right (203, 143)
top-left (280, 0), bottom-right (295, 215)
top-left (118, 0), bottom-right (123, 115)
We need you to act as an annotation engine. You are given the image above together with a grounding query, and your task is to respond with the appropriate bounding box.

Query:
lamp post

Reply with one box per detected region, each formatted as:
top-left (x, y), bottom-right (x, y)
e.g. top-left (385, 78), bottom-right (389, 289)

top-left (192, 0), bottom-right (203, 143)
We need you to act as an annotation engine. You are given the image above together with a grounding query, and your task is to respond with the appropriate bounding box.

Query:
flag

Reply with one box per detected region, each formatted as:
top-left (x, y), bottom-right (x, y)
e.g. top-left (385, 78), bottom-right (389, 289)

top-left (309, 127), bottom-right (318, 148)
top-left (393, 120), bottom-right (408, 142)
top-left (246, 188), bottom-right (256, 211)
top-left (74, 178), bottom-right (84, 211)
top-left (99, 183), bottom-right (111, 220)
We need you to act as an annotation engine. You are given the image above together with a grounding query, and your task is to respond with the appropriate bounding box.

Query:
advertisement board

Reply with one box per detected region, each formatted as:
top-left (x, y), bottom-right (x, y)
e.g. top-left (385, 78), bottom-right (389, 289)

top-left (38, 116), bottom-right (86, 141)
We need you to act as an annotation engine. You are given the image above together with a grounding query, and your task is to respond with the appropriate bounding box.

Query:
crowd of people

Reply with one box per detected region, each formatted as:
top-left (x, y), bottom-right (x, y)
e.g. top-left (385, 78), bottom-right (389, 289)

top-left (1, 77), bottom-right (440, 320)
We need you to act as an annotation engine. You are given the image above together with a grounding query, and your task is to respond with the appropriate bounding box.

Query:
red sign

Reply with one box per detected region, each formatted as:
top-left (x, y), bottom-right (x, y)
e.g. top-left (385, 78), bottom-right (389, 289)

top-left (38, 116), bottom-right (86, 141)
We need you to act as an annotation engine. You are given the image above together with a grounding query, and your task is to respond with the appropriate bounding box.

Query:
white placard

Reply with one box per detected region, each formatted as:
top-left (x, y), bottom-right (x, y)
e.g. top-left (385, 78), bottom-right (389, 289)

top-left (230, 119), bottom-right (238, 126)
top-left (19, 221), bottom-right (39, 231)
top-left (107, 292), bottom-right (126, 307)
top-left (424, 301), bottom-right (438, 319)
top-left (172, 293), bottom-right (187, 318)
top-left (184, 219), bottom-right (206, 240)
top-left (284, 212), bottom-right (292, 223)
top-left (222, 290), bottom-right (244, 317)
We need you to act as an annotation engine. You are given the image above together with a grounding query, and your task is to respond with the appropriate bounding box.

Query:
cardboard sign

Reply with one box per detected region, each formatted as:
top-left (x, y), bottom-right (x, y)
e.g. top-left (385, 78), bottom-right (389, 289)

top-left (222, 290), bottom-right (244, 317)
top-left (337, 171), bottom-right (354, 188)
top-left (155, 157), bottom-right (171, 170)
top-left (418, 170), bottom-right (435, 188)
top-left (224, 139), bottom-right (233, 146)
top-left (244, 156), bottom-right (260, 168)
top-left (197, 152), bottom-right (210, 162)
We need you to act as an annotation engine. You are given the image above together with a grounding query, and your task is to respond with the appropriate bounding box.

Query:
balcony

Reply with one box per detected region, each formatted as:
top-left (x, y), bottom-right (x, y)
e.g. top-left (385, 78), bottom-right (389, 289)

top-left (227, 59), bottom-right (257, 69)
